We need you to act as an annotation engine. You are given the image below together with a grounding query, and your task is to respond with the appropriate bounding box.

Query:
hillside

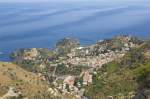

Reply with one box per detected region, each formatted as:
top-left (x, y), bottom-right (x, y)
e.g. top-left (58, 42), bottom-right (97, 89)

top-left (0, 62), bottom-right (81, 99)
top-left (84, 40), bottom-right (150, 99)
top-left (1, 36), bottom-right (150, 99)
top-left (8, 35), bottom-right (147, 99)
top-left (0, 62), bottom-right (51, 99)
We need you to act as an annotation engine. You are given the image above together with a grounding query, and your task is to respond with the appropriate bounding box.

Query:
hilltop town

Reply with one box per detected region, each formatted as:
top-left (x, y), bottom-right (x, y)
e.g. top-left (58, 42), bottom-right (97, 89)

top-left (1, 35), bottom-right (150, 99)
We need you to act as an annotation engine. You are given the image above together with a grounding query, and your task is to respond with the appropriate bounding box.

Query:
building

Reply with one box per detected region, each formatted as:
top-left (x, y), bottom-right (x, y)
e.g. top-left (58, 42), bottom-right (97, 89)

top-left (63, 76), bottom-right (75, 89)
top-left (23, 48), bottom-right (38, 60)
top-left (82, 71), bottom-right (92, 86)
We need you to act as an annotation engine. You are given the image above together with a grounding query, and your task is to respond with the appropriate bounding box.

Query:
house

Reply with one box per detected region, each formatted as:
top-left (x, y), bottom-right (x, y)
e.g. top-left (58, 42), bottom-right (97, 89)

top-left (82, 71), bottom-right (92, 86)
top-left (23, 48), bottom-right (38, 60)
top-left (63, 76), bottom-right (75, 88)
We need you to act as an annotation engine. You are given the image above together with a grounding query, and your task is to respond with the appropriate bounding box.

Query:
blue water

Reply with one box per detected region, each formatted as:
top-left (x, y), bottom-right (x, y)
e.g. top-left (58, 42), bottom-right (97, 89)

top-left (0, 1), bottom-right (150, 61)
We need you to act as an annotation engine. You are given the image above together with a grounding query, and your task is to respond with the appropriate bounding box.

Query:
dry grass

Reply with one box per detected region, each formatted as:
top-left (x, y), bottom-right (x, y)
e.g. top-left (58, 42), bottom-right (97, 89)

top-left (0, 62), bottom-right (49, 98)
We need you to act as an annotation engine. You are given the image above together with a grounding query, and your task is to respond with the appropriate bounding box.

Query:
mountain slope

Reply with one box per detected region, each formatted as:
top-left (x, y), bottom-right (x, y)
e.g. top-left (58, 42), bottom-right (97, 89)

top-left (84, 40), bottom-right (150, 99)
top-left (0, 62), bottom-right (51, 99)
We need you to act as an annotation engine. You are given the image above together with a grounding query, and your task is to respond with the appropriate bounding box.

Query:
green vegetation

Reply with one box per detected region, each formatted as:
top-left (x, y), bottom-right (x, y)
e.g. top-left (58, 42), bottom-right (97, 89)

top-left (119, 48), bottom-right (146, 69)
top-left (8, 36), bottom-right (150, 99)
top-left (15, 60), bottom-right (41, 72)
top-left (85, 40), bottom-right (150, 99)
top-left (55, 64), bottom-right (89, 76)
top-left (134, 62), bottom-right (150, 88)
top-left (11, 48), bottom-right (57, 73)
top-left (85, 63), bottom-right (137, 99)
top-left (55, 38), bottom-right (79, 56)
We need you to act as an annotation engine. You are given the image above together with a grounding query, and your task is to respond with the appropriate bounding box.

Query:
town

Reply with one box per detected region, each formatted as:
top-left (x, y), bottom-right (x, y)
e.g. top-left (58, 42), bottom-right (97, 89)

top-left (4, 35), bottom-right (144, 99)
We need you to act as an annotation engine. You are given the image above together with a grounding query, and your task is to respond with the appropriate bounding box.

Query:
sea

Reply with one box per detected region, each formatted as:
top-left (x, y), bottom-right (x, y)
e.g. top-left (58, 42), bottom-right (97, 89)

top-left (0, 0), bottom-right (150, 61)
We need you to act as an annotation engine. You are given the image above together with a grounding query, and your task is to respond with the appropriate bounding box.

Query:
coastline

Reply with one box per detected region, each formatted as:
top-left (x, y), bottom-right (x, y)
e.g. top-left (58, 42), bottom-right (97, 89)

top-left (0, 52), bottom-right (13, 62)
top-left (0, 34), bottom-right (146, 62)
